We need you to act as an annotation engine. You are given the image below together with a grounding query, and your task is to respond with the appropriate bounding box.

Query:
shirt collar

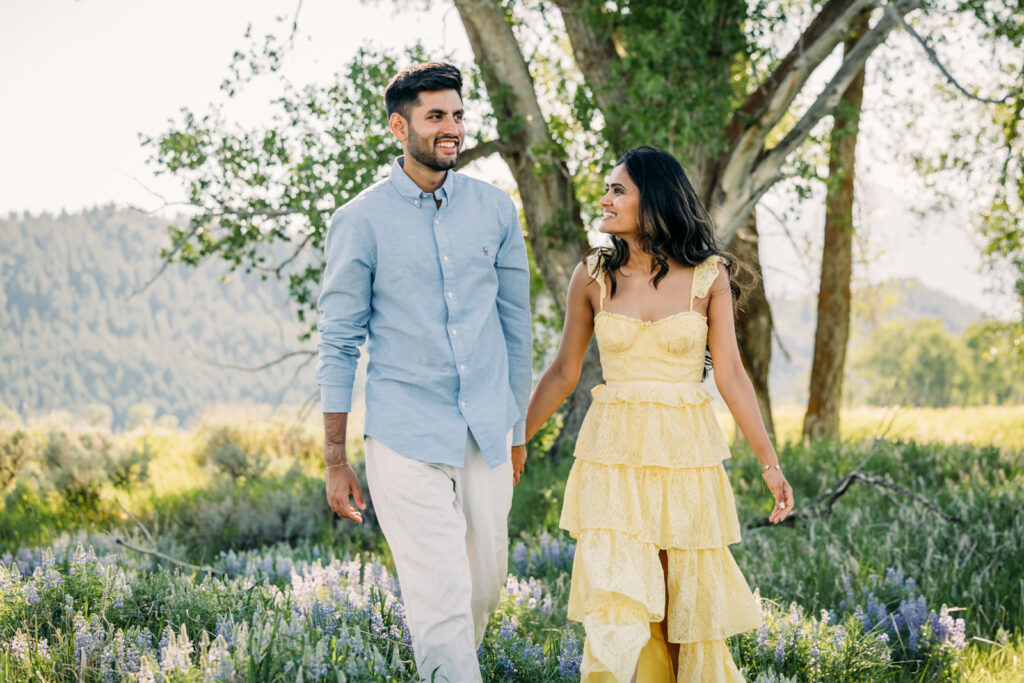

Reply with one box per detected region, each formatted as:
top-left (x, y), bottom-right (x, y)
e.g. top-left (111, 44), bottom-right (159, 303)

top-left (389, 156), bottom-right (456, 208)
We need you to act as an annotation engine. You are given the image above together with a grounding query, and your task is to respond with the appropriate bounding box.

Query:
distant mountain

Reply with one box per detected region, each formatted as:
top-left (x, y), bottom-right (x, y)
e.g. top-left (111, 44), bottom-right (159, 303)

top-left (769, 278), bottom-right (987, 404)
top-left (0, 207), bottom-right (313, 427)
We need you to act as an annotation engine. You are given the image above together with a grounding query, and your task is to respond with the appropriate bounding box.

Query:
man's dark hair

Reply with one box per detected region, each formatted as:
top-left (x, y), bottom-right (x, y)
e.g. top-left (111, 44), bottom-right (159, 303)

top-left (385, 62), bottom-right (463, 120)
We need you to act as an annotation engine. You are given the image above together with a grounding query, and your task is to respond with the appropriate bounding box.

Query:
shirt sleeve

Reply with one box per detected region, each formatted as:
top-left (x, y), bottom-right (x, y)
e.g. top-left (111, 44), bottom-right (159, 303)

top-left (495, 196), bottom-right (532, 445)
top-left (316, 208), bottom-right (374, 413)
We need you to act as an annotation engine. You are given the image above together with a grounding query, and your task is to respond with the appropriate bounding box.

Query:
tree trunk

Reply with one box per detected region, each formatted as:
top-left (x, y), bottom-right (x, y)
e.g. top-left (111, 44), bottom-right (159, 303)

top-left (803, 10), bottom-right (870, 440)
top-left (729, 212), bottom-right (776, 442)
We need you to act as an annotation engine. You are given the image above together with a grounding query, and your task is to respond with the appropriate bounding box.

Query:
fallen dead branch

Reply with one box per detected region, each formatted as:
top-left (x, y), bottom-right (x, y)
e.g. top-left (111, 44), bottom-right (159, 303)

top-left (745, 438), bottom-right (963, 528)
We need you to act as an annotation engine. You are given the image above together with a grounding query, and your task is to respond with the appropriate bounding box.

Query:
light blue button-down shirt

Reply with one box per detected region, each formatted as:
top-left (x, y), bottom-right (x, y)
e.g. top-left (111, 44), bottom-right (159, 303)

top-left (316, 157), bottom-right (532, 468)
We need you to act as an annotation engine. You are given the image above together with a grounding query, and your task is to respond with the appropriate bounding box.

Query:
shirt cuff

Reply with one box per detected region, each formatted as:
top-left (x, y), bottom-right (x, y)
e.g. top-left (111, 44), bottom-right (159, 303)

top-left (320, 385), bottom-right (353, 414)
top-left (512, 419), bottom-right (526, 446)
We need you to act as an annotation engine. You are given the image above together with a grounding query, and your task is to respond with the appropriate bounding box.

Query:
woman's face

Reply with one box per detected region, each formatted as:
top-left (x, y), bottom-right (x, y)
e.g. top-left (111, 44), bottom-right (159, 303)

top-left (598, 164), bottom-right (640, 237)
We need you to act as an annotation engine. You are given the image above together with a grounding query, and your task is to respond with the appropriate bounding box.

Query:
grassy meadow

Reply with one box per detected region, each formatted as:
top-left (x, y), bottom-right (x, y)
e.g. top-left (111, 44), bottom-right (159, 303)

top-left (1, 405), bottom-right (1022, 681)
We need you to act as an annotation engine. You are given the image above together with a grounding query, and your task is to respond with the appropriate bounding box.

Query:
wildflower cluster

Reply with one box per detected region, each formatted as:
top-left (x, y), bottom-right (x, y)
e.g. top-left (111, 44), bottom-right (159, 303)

top-left (836, 567), bottom-right (967, 669)
top-left (510, 532), bottom-right (576, 578)
top-left (0, 544), bottom-right (421, 681)
top-left (734, 599), bottom-right (893, 680)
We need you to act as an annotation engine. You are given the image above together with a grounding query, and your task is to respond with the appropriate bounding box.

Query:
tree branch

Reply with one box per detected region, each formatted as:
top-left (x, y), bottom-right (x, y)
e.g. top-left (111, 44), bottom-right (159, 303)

top-left (115, 498), bottom-right (155, 547)
top-left (114, 537), bottom-right (225, 576)
top-left (127, 223), bottom-right (202, 301)
top-left (127, 204), bottom-right (307, 300)
top-left (754, 0), bottom-right (922, 198)
top-left (745, 431), bottom-right (962, 528)
top-left (552, 0), bottom-right (628, 114)
top-left (187, 346), bottom-right (316, 373)
top-left (273, 230), bottom-right (315, 277)
top-left (713, 0), bottom-right (922, 243)
top-left (886, 5), bottom-right (1024, 106)
top-left (730, 0), bottom-right (873, 141)
top-left (459, 139), bottom-right (504, 166)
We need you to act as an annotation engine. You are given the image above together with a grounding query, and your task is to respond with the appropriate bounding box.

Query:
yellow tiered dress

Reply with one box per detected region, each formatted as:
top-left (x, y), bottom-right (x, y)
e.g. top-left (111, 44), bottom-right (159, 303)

top-left (559, 253), bottom-right (761, 682)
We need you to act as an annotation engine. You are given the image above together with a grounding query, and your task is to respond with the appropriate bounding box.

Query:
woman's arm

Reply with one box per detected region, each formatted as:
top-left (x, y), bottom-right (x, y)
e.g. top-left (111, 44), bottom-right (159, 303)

top-left (706, 264), bottom-right (794, 523)
top-left (525, 262), bottom-right (597, 443)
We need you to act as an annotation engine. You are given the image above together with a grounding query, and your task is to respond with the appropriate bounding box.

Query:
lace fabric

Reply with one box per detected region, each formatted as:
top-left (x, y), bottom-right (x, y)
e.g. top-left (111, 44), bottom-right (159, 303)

top-left (564, 254), bottom-right (758, 682)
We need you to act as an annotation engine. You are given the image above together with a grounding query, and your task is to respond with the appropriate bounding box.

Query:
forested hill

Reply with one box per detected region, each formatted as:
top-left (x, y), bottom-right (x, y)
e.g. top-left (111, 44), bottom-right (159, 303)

top-left (0, 207), bottom-right (996, 424)
top-left (1, 207), bottom-right (310, 427)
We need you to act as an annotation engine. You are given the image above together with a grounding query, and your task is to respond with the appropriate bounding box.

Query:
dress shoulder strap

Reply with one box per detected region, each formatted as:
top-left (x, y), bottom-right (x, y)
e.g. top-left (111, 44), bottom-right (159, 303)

top-left (689, 255), bottom-right (727, 309)
top-left (586, 252), bottom-right (607, 311)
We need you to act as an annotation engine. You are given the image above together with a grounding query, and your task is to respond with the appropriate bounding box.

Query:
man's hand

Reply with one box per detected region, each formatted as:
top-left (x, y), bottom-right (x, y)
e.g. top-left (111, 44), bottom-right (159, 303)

top-left (511, 444), bottom-right (527, 486)
top-left (325, 458), bottom-right (366, 523)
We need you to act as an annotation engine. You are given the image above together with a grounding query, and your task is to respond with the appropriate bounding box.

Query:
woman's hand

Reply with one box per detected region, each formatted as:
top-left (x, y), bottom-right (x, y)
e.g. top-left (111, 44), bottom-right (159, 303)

top-left (763, 468), bottom-right (794, 524)
top-left (511, 444), bottom-right (527, 486)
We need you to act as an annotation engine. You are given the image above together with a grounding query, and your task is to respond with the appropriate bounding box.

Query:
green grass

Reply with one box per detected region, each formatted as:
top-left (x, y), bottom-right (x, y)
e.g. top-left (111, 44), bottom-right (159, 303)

top-left (2, 404), bottom-right (1023, 680)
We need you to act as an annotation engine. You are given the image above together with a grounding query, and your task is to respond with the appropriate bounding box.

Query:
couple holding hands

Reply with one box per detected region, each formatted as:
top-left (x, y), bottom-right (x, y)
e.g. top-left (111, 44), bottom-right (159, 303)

top-left (317, 62), bottom-right (795, 683)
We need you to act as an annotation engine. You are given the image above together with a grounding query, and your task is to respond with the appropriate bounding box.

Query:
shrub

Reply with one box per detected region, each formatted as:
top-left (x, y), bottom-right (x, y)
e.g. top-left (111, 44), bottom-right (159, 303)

top-left (0, 431), bottom-right (35, 491)
top-left (105, 441), bottom-right (155, 490)
top-left (200, 426), bottom-right (268, 480)
top-left (40, 431), bottom-right (111, 510)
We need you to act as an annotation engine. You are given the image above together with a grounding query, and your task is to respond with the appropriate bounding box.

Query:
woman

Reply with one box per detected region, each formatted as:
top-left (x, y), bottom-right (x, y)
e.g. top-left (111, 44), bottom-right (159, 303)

top-left (524, 146), bottom-right (795, 682)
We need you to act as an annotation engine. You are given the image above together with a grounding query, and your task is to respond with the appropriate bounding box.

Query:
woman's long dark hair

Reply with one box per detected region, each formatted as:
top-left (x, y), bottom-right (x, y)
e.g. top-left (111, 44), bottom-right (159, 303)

top-left (587, 146), bottom-right (752, 380)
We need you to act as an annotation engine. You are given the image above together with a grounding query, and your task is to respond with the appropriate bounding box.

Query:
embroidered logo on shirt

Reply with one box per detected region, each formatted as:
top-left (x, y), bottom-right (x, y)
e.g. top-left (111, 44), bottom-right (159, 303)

top-left (483, 246), bottom-right (489, 256)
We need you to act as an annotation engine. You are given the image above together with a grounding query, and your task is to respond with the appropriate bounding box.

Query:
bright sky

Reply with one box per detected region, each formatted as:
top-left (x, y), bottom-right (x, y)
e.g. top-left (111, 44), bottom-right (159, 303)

top-left (1, 0), bottom-right (1015, 317)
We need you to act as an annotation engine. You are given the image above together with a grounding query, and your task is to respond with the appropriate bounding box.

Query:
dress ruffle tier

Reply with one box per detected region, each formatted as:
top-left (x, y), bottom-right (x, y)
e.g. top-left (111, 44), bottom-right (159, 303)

top-left (559, 380), bottom-right (761, 682)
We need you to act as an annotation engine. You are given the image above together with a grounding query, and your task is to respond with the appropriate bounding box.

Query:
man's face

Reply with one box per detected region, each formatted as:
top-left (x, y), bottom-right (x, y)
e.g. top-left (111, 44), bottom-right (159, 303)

top-left (398, 90), bottom-right (465, 172)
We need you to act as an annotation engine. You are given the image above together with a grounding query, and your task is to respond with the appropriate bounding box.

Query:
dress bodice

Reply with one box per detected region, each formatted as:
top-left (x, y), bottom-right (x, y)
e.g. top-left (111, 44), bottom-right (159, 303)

top-left (587, 252), bottom-right (724, 385)
top-left (594, 311), bottom-right (709, 383)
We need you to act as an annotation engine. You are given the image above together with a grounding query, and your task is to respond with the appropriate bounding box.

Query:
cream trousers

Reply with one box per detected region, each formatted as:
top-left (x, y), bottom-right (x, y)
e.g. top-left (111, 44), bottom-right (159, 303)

top-left (364, 430), bottom-right (513, 683)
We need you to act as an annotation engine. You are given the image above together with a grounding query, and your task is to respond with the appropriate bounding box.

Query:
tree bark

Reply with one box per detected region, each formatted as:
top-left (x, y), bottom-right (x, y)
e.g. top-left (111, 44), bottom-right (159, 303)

top-left (729, 213), bottom-right (776, 441)
top-left (803, 10), bottom-right (870, 440)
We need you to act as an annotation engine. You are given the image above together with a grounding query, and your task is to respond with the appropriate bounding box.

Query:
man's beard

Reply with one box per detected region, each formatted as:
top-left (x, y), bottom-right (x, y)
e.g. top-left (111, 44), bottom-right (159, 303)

top-left (407, 125), bottom-right (460, 172)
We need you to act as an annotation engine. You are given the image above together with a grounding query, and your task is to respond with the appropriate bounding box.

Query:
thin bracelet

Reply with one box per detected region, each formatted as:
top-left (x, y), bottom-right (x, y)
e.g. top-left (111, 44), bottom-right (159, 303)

top-left (325, 463), bottom-right (348, 470)
top-left (761, 463), bottom-right (781, 473)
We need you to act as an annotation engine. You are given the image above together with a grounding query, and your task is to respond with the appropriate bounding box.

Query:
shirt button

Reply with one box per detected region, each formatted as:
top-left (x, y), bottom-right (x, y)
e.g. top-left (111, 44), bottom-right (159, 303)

top-left (451, 328), bottom-right (458, 335)
top-left (460, 401), bottom-right (466, 408)
top-left (442, 255), bottom-right (448, 262)
top-left (447, 291), bottom-right (453, 298)
top-left (459, 364), bottom-right (465, 371)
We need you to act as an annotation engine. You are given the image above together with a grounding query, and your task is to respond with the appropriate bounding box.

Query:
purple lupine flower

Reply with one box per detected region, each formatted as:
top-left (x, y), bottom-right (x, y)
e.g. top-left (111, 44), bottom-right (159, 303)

top-left (137, 656), bottom-right (158, 683)
top-left (773, 638), bottom-right (785, 666)
top-left (756, 624), bottom-right (769, 654)
top-left (498, 616), bottom-right (519, 640)
top-left (201, 634), bottom-right (235, 681)
top-left (497, 651), bottom-right (515, 677)
top-left (74, 614), bottom-right (105, 661)
top-left (523, 642), bottom-right (545, 666)
top-left (832, 625), bottom-right (846, 649)
top-left (159, 626), bottom-right (194, 674)
top-left (557, 632), bottom-right (582, 679)
top-left (512, 542), bottom-right (529, 571)
top-left (7, 631), bottom-right (30, 662)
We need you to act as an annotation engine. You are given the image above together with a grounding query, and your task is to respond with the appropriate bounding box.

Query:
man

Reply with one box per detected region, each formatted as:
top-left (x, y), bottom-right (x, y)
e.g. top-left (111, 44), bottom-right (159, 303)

top-left (316, 62), bottom-right (532, 682)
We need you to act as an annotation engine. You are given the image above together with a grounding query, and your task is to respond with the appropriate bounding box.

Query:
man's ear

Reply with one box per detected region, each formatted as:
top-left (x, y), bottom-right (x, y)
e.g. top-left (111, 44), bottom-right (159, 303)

top-left (389, 112), bottom-right (408, 143)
